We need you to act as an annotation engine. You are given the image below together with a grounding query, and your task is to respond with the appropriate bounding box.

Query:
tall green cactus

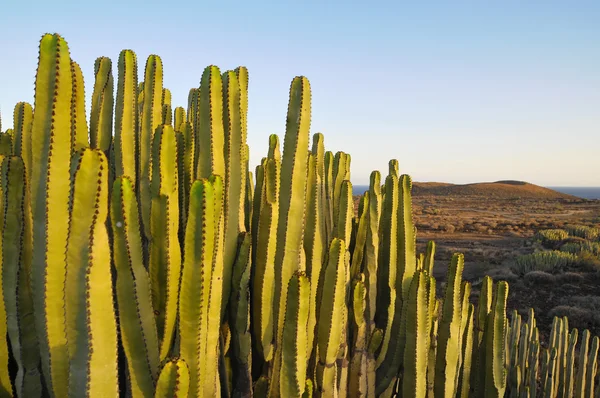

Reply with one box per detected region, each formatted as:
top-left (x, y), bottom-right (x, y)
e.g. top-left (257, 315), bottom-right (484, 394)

top-left (434, 253), bottom-right (464, 398)
top-left (140, 55), bottom-right (164, 238)
top-left (251, 158), bottom-right (278, 365)
top-left (149, 124), bottom-right (181, 360)
top-left (111, 176), bottom-right (160, 397)
top-left (316, 238), bottom-right (347, 398)
top-left (174, 106), bottom-right (186, 131)
top-left (114, 49), bottom-right (139, 182)
top-left (271, 76), bottom-right (311, 395)
top-left (30, 33), bottom-right (73, 397)
top-left (2, 156), bottom-right (42, 398)
top-left (229, 233), bottom-right (253, 396)
top-left (280, 271), bottom-right (311, 398)
top-left (65, 148), bottom-right (118, 396)
top-left (484, 281), bottom-right (509, 398)
top-left (179, 176), bottom-right (224, 398)
top-left (195, 65), bottom-right (225, 180)
top-left (155, 358), bottom-right (190, 398)
top-left (69, 60), bottom-right (89, 151)
top-left (12, 102), bottom-right (33, 162)
top-left (222, 70), bottom-right (247, 314)
top-left (89, 56), bottom-right (114, 152)
top-left (0, 157), bottom-right (14, 397)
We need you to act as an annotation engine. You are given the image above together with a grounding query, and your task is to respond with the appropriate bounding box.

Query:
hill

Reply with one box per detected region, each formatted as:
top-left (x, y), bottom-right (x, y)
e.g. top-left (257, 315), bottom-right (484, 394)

top-left (412, 180), bottom-right (579, 199)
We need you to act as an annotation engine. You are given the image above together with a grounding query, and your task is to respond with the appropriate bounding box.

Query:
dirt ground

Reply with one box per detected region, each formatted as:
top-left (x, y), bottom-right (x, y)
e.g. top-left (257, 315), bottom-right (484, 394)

top-left (411, 195), bottom-right (600, 340)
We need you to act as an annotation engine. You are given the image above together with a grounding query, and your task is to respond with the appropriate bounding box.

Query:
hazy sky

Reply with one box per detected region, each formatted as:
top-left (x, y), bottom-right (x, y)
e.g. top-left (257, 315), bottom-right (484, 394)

top-left (1, 1), bottom-right (598, 186)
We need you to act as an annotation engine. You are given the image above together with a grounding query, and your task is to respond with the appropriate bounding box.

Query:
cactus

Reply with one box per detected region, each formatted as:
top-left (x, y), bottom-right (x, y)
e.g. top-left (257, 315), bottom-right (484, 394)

top-left (149, 124), bottom-right (181, 360)
top-left (485, 281), bottom-right (509, 398)
top-left (65, 148), bottom-right (118, 396)
top-left (402, 270), bottom-right (435, 398)
top-left (12, 102), bottom-right (33, 162)
top-left (434, 253), bottom-right (465, 398)
top-left (139, 54), bottom-right (164, 238)
top-left (69, 60), bottom-right (89, 151)
top-left (114, 49), bottom-right (139, 182)
top-left (89, 57), bottom-right (114, 152)
top-left (271, 76), bottom-right (311, 394)
top-left (222, 70), bottom-right (247, 315)
top-left (316, 238), bottom-right (347, 397)
top-left (29, 33), bottom-right (73, 398)
top-left (1, 33), bottom-right (599, 398)
top-left (229, 232), bottom-right (253, 396)
top-left (179, 177), bottom-right (224, 398)
top-left (111, 176), bottom-right (160, 397)
top-left (155, 358), bottom-right (190, 398)
top-left (280, 271), bottom-right (310, 398)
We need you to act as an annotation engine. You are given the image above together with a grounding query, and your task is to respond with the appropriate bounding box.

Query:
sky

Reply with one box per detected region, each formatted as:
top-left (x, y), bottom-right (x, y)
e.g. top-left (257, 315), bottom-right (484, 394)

top-left (1, 1), bottom-right (599, 186)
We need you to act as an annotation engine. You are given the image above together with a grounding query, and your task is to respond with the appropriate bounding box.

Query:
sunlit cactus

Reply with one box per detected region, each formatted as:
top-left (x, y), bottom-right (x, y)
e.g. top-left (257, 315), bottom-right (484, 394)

top-left (0, 32), bottom-right (597, 398)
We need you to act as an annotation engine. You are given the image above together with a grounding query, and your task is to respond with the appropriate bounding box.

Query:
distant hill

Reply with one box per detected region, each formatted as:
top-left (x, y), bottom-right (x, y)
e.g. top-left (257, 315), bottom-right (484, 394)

top-left (412, 180), bottom-right (579, 199)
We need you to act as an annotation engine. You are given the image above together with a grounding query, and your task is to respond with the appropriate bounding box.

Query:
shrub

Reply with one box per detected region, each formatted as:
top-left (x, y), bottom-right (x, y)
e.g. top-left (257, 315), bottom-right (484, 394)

top-left (548, 306), bottom-right (600, 327)
top-left (576, 251), bottom-right (600, 273)
top-left (523, 271), bottom-right (556, 285)
top-left (560, 241), bottom-right (600, 257)
top-left (534, 229), bottom-right (568, 248)
top-left (511, 250), bottom-right (577, 276)
top-left (566, 225), bottom-right (600, 241)
top-left (555, 272), bottom-right (584, 285)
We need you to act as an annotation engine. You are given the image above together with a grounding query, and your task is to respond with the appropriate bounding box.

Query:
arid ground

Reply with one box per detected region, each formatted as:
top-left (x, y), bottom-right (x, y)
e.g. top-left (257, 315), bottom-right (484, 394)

top-left (358, 181), bottom-right (600, 341)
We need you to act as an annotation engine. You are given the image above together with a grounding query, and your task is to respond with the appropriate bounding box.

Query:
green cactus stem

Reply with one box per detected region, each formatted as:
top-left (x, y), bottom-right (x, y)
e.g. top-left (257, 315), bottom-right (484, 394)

top-left (229, 233), bottom-right (253, 396)
top-left (179, 177), bottom-right (225, 398)
top-left (271, 76), bottom-right (311, 394)
top-left (69, 60), bottom-right (89, 151)
top-left (222, 70), bottom-right (247, 316)
top-left (139, 55), bottom-right (164, 239)
top-left (111, 176), bottom-right (160, 397)
top-left (279, 271), bottom-right (310, 398)
top-left (251, 158), bottom-right (278, 363)
top-left (148, 124), bottom-right (181, 360)
top-left (173, 107), bottom-right (186, 131)
top-left (89, 56), bottom-right (114, 152)
top-left (154, 358), bottom-right (190, 398)
top-left (65, 148), bottom-right (118, 396)
top-left (29, 33), bottom-right (73, 397)
top-left (114, 49), bottom-right (139, 182)
top-left (12, 102), bottom-right (33, 162)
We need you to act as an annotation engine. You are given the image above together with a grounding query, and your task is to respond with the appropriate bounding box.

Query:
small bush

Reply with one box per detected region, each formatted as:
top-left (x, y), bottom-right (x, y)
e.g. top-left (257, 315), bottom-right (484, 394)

top-left (548, 306), bottom-right (600, 327)
top-left (560, 241), bottom-right (600, 257)
top-left (566, 225), bottom-right (600, 241)
top-left (523, 271), bottom-right (556, 285)
top-left (534, 229), bottom-right (568, 248)
top-left (555, 272), bottom-right (584, 285)
top-left (486, 267), bottom-right (518, 283)
top-left (511, 250), bottom-right (577, 276)
top-left (576, 251), bottom-right (600, 273)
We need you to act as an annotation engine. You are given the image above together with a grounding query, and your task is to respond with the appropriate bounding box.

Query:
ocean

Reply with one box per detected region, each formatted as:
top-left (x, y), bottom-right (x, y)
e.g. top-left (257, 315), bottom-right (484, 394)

top-left (547, 187), bottom-right (600, 200)
top-left (351, 185), bottom-right (600, 200)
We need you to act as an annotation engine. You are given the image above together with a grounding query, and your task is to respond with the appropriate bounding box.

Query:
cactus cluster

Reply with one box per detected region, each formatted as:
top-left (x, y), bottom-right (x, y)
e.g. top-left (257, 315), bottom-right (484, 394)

top-left (505, 309), bottom-right (599, 398)
top-left (0, 33), bottom-right (598, 397)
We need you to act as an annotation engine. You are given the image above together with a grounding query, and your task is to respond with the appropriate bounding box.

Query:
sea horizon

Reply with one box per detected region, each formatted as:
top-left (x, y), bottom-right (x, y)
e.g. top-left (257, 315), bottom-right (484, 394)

top-left (350, 184), bottom-right (600, 200)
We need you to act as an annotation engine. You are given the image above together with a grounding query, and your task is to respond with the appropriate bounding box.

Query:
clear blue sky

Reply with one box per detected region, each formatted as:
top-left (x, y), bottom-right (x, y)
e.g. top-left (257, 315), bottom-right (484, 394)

top-left (1, 0), bottom-right (598, 186)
